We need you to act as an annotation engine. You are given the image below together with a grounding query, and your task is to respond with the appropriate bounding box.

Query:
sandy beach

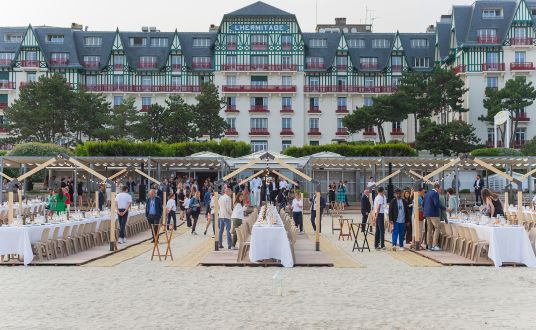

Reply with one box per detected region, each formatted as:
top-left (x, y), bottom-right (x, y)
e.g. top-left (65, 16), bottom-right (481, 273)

top-left (1, 213), bottom-right (535, 330)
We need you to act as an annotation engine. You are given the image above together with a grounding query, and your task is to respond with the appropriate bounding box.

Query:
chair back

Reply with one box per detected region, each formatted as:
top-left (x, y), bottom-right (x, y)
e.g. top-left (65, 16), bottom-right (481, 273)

top-left (40, 228), bottom-right (51, 243)
top-left (468, 227), bottom-right (479, 243)
top-left (70, 225), bottom-right (79, 237)
top-left (62, 226), bottom-right (72, 239)
top-left (528, 228), bottom-right (536, 255)
top-left (51, 226), bottom-right (60, 240)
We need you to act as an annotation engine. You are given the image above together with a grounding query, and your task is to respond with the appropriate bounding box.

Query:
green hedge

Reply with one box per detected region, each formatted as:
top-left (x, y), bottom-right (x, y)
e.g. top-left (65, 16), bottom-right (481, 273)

top-left (75, 140), bottom-right (251, 157)
top-left (7, 143), bottom-right (72, 156)
top-left (0, 150), bottom-right (7, 156)
top-left (470, 148), bottom-right (522, 157)
top-left (521, 137), bottom-right (536, 156)
top-left (283, 143), bottom-right (417, 158)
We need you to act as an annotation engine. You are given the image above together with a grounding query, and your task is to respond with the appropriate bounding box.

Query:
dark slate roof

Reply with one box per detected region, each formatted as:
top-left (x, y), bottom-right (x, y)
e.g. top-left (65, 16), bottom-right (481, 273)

top-left (302, 32), bottom-right (339, 71)
top-left (0, 27), bottom-right (26, 66)
top-left (224, 1), bottom-right (294, 17)
top-left (345, 33), bottom-right (395, 71)
top-left (436, 22), bottom-right (451, 60)
top-left (453, 1), bottom-right (517, 47)
top-left (177, 32), bottom-right (217, 70)
top-left (33, 27), bottom-right (82, 68)
top-left (399, 33), bottom-right (436, 70)
top-left (73, 31), bottom-right (115, 71)
top-left (119, 32), bottom-right (174, 71)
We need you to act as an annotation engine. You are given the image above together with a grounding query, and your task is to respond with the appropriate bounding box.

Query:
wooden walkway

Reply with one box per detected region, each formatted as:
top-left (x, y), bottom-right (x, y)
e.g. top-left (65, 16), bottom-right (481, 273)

top-left (414, 249), bottom-right (493, 266)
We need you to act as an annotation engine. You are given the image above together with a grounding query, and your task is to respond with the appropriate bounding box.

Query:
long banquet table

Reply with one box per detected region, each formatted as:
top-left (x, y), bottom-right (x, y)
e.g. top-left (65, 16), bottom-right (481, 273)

top-left (451, 221), bottom-right (536, 268)
top-left (249, 207), bottom-right (294, 268)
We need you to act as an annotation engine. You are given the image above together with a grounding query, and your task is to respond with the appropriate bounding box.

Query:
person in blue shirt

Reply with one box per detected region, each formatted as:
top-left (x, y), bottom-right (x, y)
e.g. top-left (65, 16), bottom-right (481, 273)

top-left (423, 183), bottom-right (445, 251)
top-left (388, 189), bottom-right (410, 251)
top-left (145, 189), bottom-right (163, 243)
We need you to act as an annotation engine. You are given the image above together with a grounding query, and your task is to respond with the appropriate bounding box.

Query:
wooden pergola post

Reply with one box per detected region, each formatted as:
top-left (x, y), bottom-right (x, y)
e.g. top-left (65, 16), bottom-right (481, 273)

top-left (413, 191), bottom-right (420, 250)
top-left (214, 191), bottom-right (219, 251)
top-left (315, 191), bottom-right (320, 251)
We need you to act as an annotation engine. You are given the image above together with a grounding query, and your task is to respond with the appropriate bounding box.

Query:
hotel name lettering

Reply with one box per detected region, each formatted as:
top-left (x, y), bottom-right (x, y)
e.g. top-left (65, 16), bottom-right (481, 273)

top-left (229, 24), bottom-right (290, 32)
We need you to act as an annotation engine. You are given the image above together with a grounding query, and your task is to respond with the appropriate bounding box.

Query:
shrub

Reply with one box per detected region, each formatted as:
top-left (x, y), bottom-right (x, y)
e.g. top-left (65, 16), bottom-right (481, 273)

top-left (283, 143), bottom-right (417, 158)
top-left (470, 148), bottom-right (522, 157)
top-left (7, 142), bottom-right (72, 157)
top-left (521, 137), bottom-right (536, 156)
top-left (0, 150), bottom-right (7, 156)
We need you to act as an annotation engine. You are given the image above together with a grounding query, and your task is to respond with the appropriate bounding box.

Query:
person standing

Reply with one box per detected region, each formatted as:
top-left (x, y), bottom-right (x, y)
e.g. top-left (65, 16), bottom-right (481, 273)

top-left (481, 188), bottom-right (504, 218)
top-left (190, 191), bottom-right (202, 235)
top-left (63, 186), bottom-right (71, 214)
top-left (291, 192), bottom-right (304, 233)
top-left (403, 190), bottom-right (412, 244)
top-left (204, 190), bottom-right (215, 236)
top-left (98, 185), bottom-right (105, 211)
top-left (183, 192), bottom-right (191, 228)
top-left (446, 188), bottom-right (459, 216)
top-left (218, 188), bottom-right (233, 250)
top-left (115, 186), bottom-right (132, 244)
top-left (360, 190), bottom-right (371, 233)
top-left (388, 189), bottom-right (410, 251)
top-left (231, 194), bottom-right (245, 249)
top-left (251, 176), bottom-right (261, 207)
top-left (126, 176), bottom-right (136, 199)
top-left (423, 183), bottom-right (445, 251)
top-left (337, 181), bottom-right (346, 211)
top-left (166, 193), bottom-right (177, 230)
top-left (367, 177), bottom-right (376, 199)
top-left (310, 192), bottom-right (326, 232)
top-left (145, 189), bottom-right (163, 243)
top-left (373, 186), bottom-right (387, 250)
top-left (77, 181), bottom-right (84, 210)
top-left (474, 174), bottom-right (485, 205)
top-left (328, 183), bottom-right (336, 206)
top-left (177, 186), bottom-right (185, 222)
top-left (343, 181), bottom-right (350, 207)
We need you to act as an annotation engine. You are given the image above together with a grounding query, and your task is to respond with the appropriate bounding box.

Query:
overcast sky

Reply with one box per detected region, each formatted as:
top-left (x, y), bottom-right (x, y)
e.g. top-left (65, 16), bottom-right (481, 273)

top-left (5, 0), bottom-right (475, 33)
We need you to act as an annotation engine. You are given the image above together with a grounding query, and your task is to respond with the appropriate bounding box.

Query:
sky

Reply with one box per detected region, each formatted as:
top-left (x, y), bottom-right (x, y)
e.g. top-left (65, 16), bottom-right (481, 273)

top-left (3, 0), bottom-right (476, 33)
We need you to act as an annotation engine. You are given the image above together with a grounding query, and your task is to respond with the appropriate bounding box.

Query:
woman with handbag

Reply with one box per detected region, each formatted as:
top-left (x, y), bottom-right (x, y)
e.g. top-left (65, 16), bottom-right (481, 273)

top-left (183, 191), bottom-right (191, 228)
top-left (189, 191), bottom-right (202, 235)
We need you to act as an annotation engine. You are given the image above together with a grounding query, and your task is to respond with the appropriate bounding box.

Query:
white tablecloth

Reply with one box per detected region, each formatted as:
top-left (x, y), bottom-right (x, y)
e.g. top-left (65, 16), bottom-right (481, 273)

top-left (249, 208), bottom-right (293, 268)
top-left (456, 222), bottom-right (536, 268)
top-left (0, 202), bottom-right (47, 217)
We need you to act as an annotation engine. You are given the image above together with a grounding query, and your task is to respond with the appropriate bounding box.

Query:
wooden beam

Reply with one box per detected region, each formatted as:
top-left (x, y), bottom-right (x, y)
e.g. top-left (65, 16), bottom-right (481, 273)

top-left (273, 157), bottom-right (312, 182)
top-left (423, 158), bottom-right (461, 181)
top-left (108, 169), bottom-right (128, 181)
top-left (240, 170), bottom-right (266, 186)
top-left (17, 157), bottom-right (57, 182)
top-left (67, 158), bottom-right (107, 182)
top-left (408, 170), bottom-right (425, 181)
top-left (520, 167), bottom-right (536, 180)
top-left (223, 158), bottom-right (262, 181)
top-left (134, 169), bottom-right (161, 186)
top-left (473, 158), bottom-right (514, 182)
top-left (0, 171), bottom-right (12, 181)
top-left (375, 169), bottom-right (401, 186)
top-left (270, 169), bottom-right (299, 186)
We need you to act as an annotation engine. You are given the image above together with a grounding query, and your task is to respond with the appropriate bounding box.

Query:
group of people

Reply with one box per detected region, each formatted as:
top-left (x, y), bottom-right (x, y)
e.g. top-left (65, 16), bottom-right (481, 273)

top-left (46, 177), bottom-right (76, 216)
top-left (328, 181), bottom-right (349, 211)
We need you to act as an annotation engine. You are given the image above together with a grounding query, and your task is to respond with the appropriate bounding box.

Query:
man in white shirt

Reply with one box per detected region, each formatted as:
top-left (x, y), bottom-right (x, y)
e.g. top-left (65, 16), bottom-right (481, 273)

top-left (218, 187), bottom-right (233, 250)
top-left (251, 176), bottom-right (262, 207)
top-left (532, 195), bottom-right (536, 210)
top-left (373, 186), bottom-right (387, 250)
top-left (367, 177), bottom-right (376, 199)
top-left (279, 179), bottom-right (287, 191)
top-left (115, 186), bottom-right (132, 244)
top-left (166, 193), bottom-right (177, 230)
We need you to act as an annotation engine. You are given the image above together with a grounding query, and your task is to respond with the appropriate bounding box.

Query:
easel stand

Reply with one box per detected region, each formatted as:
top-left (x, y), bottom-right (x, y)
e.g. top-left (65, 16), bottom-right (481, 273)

top-left (151, 225), bottom-right (173, 261)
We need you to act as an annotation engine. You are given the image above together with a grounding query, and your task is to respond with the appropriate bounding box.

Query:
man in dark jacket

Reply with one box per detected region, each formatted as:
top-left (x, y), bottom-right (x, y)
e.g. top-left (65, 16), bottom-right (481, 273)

top-left (310, 193), bottom-right (326, 232)
top-left (423, 183), bottom-right (445, 251)
top-left (146, 189), bottom-right (163, 243)
top-left (360, 190), bottom-right (372, 232)
top-left (388, 189), bottom-right (410, 251)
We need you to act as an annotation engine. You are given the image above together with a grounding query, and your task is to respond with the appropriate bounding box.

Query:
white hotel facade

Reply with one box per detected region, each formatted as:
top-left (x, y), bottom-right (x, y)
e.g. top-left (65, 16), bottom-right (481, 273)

top-left (0, 0), bottom-right (535, 151)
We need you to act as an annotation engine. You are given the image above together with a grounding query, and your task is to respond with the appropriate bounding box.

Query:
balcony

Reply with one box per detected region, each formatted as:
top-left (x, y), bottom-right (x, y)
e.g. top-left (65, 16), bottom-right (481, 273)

top-left (391, 65), bottom-right (402, 72)
top-left (306, 63), bottom-right (325, 70)
top-left (192, 62), bottom-right (211, 69)
top-left (222, 85), bottom-right (296, 93)
top-left (0, 59), bottom-right (12, 66)
top-left (510, 37), bottom-right (533, 46)
top-left (251, 42), bottom-right (268, 50)
top-left (20, 60), bottom-right (39, 67)
top-left (0, 81), bottom-right (15, 89)
top-left (308, 106), bottom-right (321, 114)
top-left (221, 64), bottom-right (297, 71)
top-left (336, 105), bottom-right (349, 114)
top-left (486, 140), bottom-right (503, 148)
top-left (510, 62), bottom-right (534, 71)
top-left (249, 106), bottom-right (269, 113)
top-left (513, 140), bottom-right (527, 149)
top-left (308, 128), bottom-right (321, 136)
top-left (227, 42), bottom-right (237, 50)
top-left (514, 112), bottom-right (530, 122)
top-left (225, 105), bottom-right (239, 113)
top-left (482, 63), bottom-right (505, 72)
top-left (80, 84), bottom-right (201, 93)
top-left (304, 85), bottom-right (396, 93)
top-left (280, 128), bottom-right (294, 136)
top-left (390, 128), bottom-right (404, 136)
top-left (138, 61), bottom-right (157, 69)
top-left (363, 129), bottom-right (377, 136)
top-left (454, 64), bottom-right (466, 74)
top-left (50, 58), bottom-right (69, 66)
top-left (281, 43), bottom-right (293, 50)
top-left (360, 62), bottom-right (379, 70)
top-left (477, 35), bottom-right (500, 44)
top-left (140, 105), bottom-right (151, 112)
top-left (280, 106), bottom-right (293, 113)
top-left (172, 64), bottom-right (182, 71)
top-left (0, 102), bottom-right (7, 109)
top-left (225, 128), bottom-right (239, 136)
top-left (249, 128), bottom-right (269, 136)
top-left (336, 128), bottom-right (349, 136)
top-left (336, 64), bottom-right (348, 71)
top-left (113, 63), bottom-right (124, 71)
top-left (83, 61), bottom-right (101, 69)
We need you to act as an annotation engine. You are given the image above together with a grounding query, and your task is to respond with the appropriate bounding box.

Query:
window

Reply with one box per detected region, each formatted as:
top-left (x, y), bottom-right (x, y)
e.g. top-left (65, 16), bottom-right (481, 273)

top-left (27, 51), bottom-right (37, 60)
top-left (84, 36), bottom-right (102, 46)
top-left (477, 29), bottom-right (497, 37)
top-left (348, 39), bottom-right (365, 48)
top-left (282, 76), bottom-right (292, 86)
top-left (372, 39), bottom-right (390, 48)
top-left (26, 72), bottom-right (36, 82)
top-left (129, 37), bottom-right (147, 46)
top-left (250, 96), bottom-right (268, 107)
top-left (141, 76), bottom-right (152, 87)
top-left (226, 35), bottom-right (237, 48)
top-left (251, 55), bottom-right (268, 66)
top-left (113, 55), bottom-right (124, 65)
top-left (226, 55), bottom-right (237, 65)
top-left (282, 97), bottom-right (292, 108)
top-left (392, 56), bottom-right (402, 67)
top-left (150, 37), bottom-right (168, 47)
top-left (192, 38), bottom-right (211, 47)
top-left (171, 55), bottom-right (182, 68)
top-left (360, 57), bottom-right (378, 69)
top-left (487, 127), bottom-right (494, 143)
top-left (337, 97), bottom-right (347, 107)
top-left (486, 52), bottom-right (499, 64)
top-left (85, 75), bottom-right (97, 86)
top-left (193, 56), bottom-right (211, 64)
top-left (251, 35), bottom-right (268, 49)
top-left (282, 118), bottom-right (292, 129)
top-left (309, 140), bottom-right (320, 146)
top-left (515, 127), bottom-right (527, 143)
top-left (310, 97), bottom-right (319, 108)
top-left (309, 118), bottom-right (319, 129)
top-left (487, 76), bottom-right (498, 88)
top-left (533, 8), bottom-right (536, 16)
top-left (281, 35), bottom-right (293, 49)
top-left (281, 55), bottom-right (292, 66)
top-left (113, 75), bottom-right (124, 86)
top-left (364, 97), bottom-right (373, 107)
top-left (4, 33), bottom-right (22, 43)
top-left (282, 140), bottom-right (292, 151)
top-left (226, 118), bottom-right (236, 129)
top-left (226, 75), bottom-right (236, 85)
top-left (142, 96), bottom-right (152, 106)
top-left (251, 76), bottom-right (268, 86)
top-left (0, 52), bottom-right (14, 64)
top-left (250, 118), bottom-right (268, 129)
top-left (514, 27), bottom-right (527, 39)
top-left (51, 53), bottom-right (69, 64)
top-left (337, 118), bottom-right (346, 129)
top-left (139, 56), bottom-right (156, 64)
top-left (413, 57), bottom-right (430, 68)
top-left (364, 77), bottom-right (375, 87)
top-left (308, 76), bottom-right (320, 86)
top-left (83, 55), bottom-right (100, 66)
top-left (251, 141), bottom-right (268, 153)
top-left (336, 56), bottom-right (348, 68)
top-left (227, 96), bottom-right (236, 107)
top-left (310, 38), bottom-right (327, 48)
top-left (391, 76), bottom-right (401, 87)
top-left (482, 9), bottom-right (502, 18)
top-left (306, 56), bottom-right (324, 68)
top-left (392, 121), bottom-right (401, 131)
top-left (515, 51), bottom-right (526, 63)
top-left (171, 76), bottom-right (182, 86)
top-left (46, 34), bottom-right (64, 43)
top-left (411, 39), bottom-right (428, 48)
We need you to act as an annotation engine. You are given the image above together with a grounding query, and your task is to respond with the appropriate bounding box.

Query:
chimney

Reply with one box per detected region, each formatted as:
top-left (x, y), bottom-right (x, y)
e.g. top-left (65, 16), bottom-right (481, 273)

top-left (71, 23), bottom-right (83, 30)
top-left (209, 24), bottom-right (219, 32)
top-left (426, 24), bottom-right (436, 33)
top-left (335, 17), bottom-right (347, 26)
top-left (142, 26), bottom-right (149, 32)
top-left (149, 26), bottom-right (157, 32)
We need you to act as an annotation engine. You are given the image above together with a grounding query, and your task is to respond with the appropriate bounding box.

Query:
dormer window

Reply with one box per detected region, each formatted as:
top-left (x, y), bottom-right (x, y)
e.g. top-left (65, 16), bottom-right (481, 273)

top-left (482, 9), bottom-right (502, 18)
top-left (310, 38), bottom-right (327, 48)
top-left (4, 33), bottom-right (22, 43)
top-left (347, 39), bottom-right (365, 48)
top-left (84, 36), bottom-right (102, 46)
top-left (129, 37), bottom-right (147, 47)
top-left (532, 8), bottom-right (536, 16)
top-left (150, 37), bottom-right (168, 47)
top-left (372, 39), bottom-right (390, 48)
top-left (47, 34), bottom-right (64, 43)
top-left (193, 38), bottom-right (211, 47)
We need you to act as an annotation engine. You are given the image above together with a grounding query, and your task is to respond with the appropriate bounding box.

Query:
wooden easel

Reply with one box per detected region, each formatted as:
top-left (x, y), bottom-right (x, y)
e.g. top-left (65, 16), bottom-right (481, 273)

top-left (151, 191), bottom-right (172, 261)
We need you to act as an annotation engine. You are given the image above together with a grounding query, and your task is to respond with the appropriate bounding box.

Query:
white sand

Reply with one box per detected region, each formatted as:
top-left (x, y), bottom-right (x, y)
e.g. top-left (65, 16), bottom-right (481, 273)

top-left (1, 212), bottom-right (535, 329)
